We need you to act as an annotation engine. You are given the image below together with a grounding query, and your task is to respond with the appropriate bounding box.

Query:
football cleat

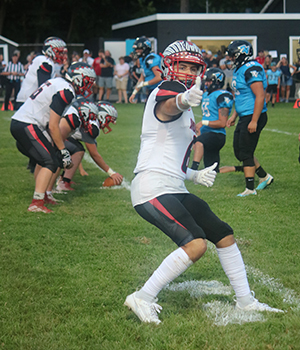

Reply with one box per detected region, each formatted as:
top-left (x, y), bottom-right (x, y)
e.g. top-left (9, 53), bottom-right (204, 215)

top-left (237, 188), bottom-right (257, 197)
top-left (256, 174), bottom-right (273, 190)
top-left (28, 199), bottom-right (53, 213)
top-left (44, 192), bottom-right (62, 204)
top-left (234, 292), bottom-right (283, 313)
top-left (124, 291), bottom-right (162, 325)
top-left (56, 180), bottom-right (74, 191)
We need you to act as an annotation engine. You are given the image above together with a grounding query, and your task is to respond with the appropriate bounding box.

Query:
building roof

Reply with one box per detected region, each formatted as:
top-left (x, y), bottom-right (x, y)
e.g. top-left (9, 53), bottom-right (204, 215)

top-left (0, 35), bottom-right (18, 47)
top-left (112, 13), bottom-right (300, 30)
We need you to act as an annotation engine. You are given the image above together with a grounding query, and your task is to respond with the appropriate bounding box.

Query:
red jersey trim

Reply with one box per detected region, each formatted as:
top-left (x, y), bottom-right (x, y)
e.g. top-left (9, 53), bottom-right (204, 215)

top-left (59, 90), bottom-right (69, 104)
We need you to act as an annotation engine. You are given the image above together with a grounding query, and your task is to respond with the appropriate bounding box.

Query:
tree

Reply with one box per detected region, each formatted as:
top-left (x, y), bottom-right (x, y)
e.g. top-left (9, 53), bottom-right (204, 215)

top-left (180, 0), bottom-right (189, 13)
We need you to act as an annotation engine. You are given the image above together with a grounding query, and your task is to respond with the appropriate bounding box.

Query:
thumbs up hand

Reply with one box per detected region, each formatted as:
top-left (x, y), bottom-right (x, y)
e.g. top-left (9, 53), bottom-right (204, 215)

top-left (180, 76), bottom-right (203, 108)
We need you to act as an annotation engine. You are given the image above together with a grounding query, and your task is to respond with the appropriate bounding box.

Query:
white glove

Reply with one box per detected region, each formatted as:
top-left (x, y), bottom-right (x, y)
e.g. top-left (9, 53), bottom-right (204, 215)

top-left (186, 162), bottom-right (218, 187)
top-left (136, 81), bottom-right (149, 89)
top-left (60, 148), bottom-right (73, 169)
top-left (180, 76), bottom-right (203, 107)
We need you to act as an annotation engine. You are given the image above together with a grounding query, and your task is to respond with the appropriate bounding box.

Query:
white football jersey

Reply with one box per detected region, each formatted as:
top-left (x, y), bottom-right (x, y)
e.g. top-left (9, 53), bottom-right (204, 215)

top-left (134, 85), bottom-right (196, 180)
top-left (16, 55), bottom-right (55, 102)
top-left (131, 81), bottom-right (197, 206)
top-left (12, 78), bottom-right (75, 130)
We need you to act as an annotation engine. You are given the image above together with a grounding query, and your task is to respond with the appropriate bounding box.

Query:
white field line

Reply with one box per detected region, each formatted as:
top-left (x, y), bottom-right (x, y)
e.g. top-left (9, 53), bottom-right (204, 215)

top-left (194, 113), bottom-right (298, 137)
top-left (165, 243), bottom-right (299, 325)
top-left (84, 147), bottom-right (299, 326)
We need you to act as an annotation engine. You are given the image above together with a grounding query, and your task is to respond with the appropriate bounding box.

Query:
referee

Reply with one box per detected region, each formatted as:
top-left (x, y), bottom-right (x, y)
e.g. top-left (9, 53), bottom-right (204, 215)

top-left (1, 53), bottom-right (25, 110)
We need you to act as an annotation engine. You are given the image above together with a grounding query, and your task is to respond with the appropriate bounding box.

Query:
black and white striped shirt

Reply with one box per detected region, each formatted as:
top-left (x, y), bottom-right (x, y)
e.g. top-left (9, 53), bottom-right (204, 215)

top-left (4, 61), bottom-right (25, 81)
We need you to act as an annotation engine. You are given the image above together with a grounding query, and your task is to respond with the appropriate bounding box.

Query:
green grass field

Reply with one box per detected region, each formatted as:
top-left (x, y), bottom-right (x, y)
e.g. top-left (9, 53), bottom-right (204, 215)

top-left (0, 102), bottom-right (300, 350)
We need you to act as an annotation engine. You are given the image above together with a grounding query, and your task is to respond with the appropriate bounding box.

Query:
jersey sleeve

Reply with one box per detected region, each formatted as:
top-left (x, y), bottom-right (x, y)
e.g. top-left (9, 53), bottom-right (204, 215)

top-left (145, 54), bottom-right (161, 70)
top-left (80, 122), bottom-right (99, 144)
top-left (37, 62), bottom-right (53, 86)
top-left (156, 80), bottom-right (186, 103)
top-left (63, 112), bottom-right (81, 131)
top-left (50, 89), bottom-right (75, 116)
top-left (216, 92), bottom-right (234, 111)
top-left (244, 64), bottom-right (264, 85)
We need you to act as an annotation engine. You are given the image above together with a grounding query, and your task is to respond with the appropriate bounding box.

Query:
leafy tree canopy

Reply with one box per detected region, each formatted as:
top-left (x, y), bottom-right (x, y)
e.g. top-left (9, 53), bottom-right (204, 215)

top-left (0, 0), bottom-right (267, 43)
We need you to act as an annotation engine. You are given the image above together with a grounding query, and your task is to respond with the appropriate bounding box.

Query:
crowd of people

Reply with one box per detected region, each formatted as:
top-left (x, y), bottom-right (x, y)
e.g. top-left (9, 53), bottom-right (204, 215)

top-left (2, 38), bottom-right (300, 110)
top-left (3, 34), bottom-right (299, 325)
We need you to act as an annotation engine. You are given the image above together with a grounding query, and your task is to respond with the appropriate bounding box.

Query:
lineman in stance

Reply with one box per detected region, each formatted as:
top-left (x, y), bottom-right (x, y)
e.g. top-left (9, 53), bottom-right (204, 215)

top-left (10, 62), bottom-right (96, 213)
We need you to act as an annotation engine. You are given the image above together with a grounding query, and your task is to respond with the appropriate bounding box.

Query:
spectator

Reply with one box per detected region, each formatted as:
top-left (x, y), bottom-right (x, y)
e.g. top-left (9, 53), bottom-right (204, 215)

top-left (123, 52), bottom-right (134, 99)
top-left (92, 49), bottom-right (103, 101)
top-left (71, 51), bottom-right (80, 63)
top-left (0, 54), bottom-right (6, 96)
top-left (98, 50), bottom-right (115, 101)
top-left (205, 50), bottom-right (213, 68)
top-left (219, 54), bottom-right (233, 91)
top-left (129, 55), bottom-right (144, 102)
top-left (114, 56), bottom-right (129, 104)
top-left (1, 53), bottom-right (25, 110)
top-left (263, 54), bottom-right (272, 72)
top-left (255, 50), bottom-right (265, 65)
top-left (79, 49), bottom-right (94, 66)
top-left (24, 51), bottom-right (36, 71)
top-left (293, 56), bottom-right (300, 99)
top-left (277, 56), bottom-right (296, 103)
top-left (265, 62), bottom-right (281, 107)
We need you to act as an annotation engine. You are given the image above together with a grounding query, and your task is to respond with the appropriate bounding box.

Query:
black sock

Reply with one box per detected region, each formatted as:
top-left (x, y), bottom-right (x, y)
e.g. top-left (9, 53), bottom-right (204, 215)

top-left (245, 177), bottom-right (254, 190)
top-left (255, 166), bottom-right (267, 178)
top-left (63, 177), bottom-right (71, 183)
top-left (191, 161), bottom-right (200, 170)
top-left (235, 166), bottom-right (243, 172)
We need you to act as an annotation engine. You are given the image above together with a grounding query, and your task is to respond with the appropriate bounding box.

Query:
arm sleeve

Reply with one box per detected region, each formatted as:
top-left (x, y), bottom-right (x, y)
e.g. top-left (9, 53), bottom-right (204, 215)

top-left (50, 89), bottom-right (74, 116)
top-left (245, 65), bottom-right (264, 84)
top-left (216, 92), bottom-right (234, 111)
top-left (155, 80), bottom-right (186, 103)
top-left (63, 113), bottom-right (81, 131)
top-left (37, 62), bottom-right (53, 86)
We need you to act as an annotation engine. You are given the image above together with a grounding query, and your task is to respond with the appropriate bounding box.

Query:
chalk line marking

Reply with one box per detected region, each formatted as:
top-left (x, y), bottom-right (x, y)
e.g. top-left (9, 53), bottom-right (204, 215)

top-left (164, 243), bottom-right (298, 326)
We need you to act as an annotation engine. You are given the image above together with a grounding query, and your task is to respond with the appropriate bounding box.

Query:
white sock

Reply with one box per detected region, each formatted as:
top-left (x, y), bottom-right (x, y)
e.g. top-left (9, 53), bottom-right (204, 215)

top-left (137, 248), bottom-right (193, 301)
top-left (46, 191), bottom-right (52, 196)
top-left (216, 243), bottom-right (251, 299)
top-left (33, 192), bottom-right (45, 200)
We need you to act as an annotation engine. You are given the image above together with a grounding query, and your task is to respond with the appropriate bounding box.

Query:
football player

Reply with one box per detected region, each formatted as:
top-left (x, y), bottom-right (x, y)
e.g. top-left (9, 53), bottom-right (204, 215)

top-left (10, 62), bottom-right (96, 213)
top-left (124, 40), bottom-right (282, 325)
top-left (129, 36), bottom-right (162, 103)
top-left (190, 67), bottom-right (234, 173)
top-left (56, 100), bottom-right (123, 191)
top-left (16, 37), bottom-right (68, 110)
top-left (226, 40), bottom-right (273, 196)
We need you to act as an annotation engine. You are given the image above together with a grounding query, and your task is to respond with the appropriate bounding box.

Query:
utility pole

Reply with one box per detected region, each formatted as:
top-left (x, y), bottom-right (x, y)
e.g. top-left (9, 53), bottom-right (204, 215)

top-left (180, 0), bottom-right (189, 13)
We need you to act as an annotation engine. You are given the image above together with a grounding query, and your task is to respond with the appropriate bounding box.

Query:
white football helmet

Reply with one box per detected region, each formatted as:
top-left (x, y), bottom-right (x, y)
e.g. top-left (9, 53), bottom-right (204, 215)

top-left (161, 40), bottom-right (206, 88)
top-left (72, 97), bottom-right (99, 131)
top-left (97, 101), bottom-right (118, 134)
top-left (42, 36), bottom-right (67, 64)
top-left (65, 62), bottom-right (96, 97)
